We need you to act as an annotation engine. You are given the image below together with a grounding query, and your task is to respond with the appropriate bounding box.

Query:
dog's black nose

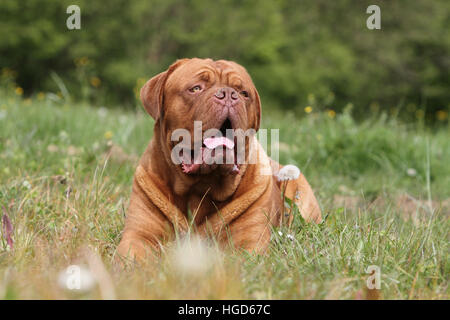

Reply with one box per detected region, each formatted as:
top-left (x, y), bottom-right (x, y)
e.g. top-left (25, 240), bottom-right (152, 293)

top-left (214, 87), bottom-right (239, 105)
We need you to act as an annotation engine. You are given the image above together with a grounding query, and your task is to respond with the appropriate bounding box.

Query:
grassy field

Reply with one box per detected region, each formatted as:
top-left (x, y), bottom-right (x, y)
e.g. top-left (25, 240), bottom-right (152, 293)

top-left (0, 94), bottom-right (448, 299)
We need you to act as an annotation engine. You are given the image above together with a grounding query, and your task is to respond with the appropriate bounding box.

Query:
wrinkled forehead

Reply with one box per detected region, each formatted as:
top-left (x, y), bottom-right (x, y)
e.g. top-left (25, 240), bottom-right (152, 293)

top-left (166, 58), bottom-right (253, 88)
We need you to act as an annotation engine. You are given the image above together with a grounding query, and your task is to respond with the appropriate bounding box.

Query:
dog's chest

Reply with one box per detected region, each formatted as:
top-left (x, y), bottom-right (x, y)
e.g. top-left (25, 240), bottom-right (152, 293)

top-left (186, 194), bottom-right (226, 225)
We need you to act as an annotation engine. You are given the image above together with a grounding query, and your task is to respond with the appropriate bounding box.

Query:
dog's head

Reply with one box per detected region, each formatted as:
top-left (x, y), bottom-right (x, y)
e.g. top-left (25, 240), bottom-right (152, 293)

top-left (140, 58), bottom-right (261, 176)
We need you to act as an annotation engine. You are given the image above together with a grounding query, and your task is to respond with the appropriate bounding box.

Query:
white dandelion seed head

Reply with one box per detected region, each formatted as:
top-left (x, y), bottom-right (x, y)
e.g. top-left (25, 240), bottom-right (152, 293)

top-left (119, 115), bottom-right (128, 124)
top-left (22, 180), bottom-right (31, 189)
top-left (276, 165), bottom-right (301, 181)
top-left (97, 107), bottom-right (108, 118)
top-left (406, 168), bottom-right (417, 177)
top-left (59, 130), bottom-right (69, 141)
top-left (171, 236), bottom-right (220, 277)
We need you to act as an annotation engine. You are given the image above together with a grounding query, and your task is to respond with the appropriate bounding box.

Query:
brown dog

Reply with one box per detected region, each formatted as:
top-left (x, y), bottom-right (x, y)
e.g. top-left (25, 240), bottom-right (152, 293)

top-left (117, 58), bottom-right (321, 260)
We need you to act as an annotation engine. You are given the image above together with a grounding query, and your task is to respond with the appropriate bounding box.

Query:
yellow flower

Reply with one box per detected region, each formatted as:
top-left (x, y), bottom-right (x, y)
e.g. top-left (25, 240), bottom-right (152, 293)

top-left (80, 57), bottom-right (89, 65)
top-left (370, 102), bottom-right (380, 113)
top-left (37, 92), bottom-right (45, 100)
top-left (24, 98), bottom-right (32, 106)
top-left (74, 57), bottom-right (90, 67)
top-left (304, 106), bottom-right (313, 114)
top-left (436, 110), bottom-right (448, 121)
top-left (2, 68), bottom-right (11, 76)
top-left (90, 76), bottom-right (101, 88)
top-left (15, 87), bottom-right (23, 96)
top-left (415, 109), bottom-right (424, 119)
top-left (104, 131), bottom-right (113, 139)
top-left (2, 68), bottom-right (17, 78)
top-left (134, 78), bottom-right (147, 98)
top-left (137, 77), bottom-right (146, 86)
top-left (327, 109), bottom-right (336, 118)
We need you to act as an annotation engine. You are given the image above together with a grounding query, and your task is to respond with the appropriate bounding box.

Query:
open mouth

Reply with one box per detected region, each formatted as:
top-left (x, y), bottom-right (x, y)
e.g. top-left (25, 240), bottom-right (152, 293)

top-left (180, 118), bottom-right (240, 175)
top-left (219, 118), bottom-right (233, 137)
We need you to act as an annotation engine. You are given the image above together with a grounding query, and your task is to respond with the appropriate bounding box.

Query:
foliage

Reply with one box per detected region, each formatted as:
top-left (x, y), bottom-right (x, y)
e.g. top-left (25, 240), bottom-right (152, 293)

top-left (0, 0), bottom-right (449, 120)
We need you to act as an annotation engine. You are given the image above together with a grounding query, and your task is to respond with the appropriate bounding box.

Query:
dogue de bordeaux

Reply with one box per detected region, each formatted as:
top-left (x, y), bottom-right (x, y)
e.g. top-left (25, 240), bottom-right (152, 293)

top-left (117, 58), bottom-right (321, 261)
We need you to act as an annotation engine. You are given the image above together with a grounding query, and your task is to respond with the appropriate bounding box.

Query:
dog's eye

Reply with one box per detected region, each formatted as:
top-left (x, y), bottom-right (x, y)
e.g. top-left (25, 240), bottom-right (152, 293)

top-left (240, 90), bottom-right (249, 98)
top-left (189, 85), bottom-right (202, 93)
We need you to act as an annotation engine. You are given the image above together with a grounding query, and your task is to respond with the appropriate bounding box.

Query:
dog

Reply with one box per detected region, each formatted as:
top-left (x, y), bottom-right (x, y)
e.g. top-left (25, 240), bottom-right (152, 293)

top-left (117, 58), bottom-right (321, 260)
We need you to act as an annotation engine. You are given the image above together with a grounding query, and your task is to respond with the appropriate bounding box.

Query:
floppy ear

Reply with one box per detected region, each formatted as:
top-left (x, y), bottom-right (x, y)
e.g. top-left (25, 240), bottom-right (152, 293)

top-left (253, 89), bottom-right (262, 131)
top-left (140, 59), bottom-right (189, 120)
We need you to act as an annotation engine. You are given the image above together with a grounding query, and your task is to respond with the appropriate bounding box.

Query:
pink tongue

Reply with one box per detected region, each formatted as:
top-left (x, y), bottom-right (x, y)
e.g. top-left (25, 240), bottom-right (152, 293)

top-left (204, 136), bottom-right (235, 150)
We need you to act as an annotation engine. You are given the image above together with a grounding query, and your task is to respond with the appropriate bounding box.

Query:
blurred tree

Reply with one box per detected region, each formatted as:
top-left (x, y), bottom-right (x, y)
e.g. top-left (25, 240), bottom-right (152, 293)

top-left (0, 0), bottom-right (448, 120)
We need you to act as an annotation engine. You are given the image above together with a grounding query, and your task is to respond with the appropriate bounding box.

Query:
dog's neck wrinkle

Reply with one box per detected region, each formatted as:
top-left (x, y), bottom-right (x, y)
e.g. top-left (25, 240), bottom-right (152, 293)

top-left (187, 195), bottom-right (219, 226)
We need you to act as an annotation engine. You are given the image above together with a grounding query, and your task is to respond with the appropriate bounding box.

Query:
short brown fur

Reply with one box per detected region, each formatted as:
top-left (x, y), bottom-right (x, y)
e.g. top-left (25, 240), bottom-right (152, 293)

top-left (117, 58), bottom-right (321, 260)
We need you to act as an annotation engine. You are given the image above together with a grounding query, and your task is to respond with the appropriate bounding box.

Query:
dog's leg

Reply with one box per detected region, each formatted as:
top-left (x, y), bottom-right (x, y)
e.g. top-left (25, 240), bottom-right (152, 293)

top-left (270, 159), bottom-right (322, 223)
top-left (117, 180), bottom-right (174, 261)
top-left (224, 183), bottom-right (282, 253)
top-left (226, 210), bottom-right (273, 254)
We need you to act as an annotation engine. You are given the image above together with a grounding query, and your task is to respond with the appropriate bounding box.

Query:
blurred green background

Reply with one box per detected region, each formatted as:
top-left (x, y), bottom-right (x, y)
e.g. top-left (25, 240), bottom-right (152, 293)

top-left (0, 0), bottom-right (449, 122)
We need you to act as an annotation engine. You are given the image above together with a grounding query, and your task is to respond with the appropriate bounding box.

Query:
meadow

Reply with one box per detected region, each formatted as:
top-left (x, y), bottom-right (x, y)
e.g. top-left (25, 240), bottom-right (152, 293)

top-left (0, 93), bottom-right (448, 299)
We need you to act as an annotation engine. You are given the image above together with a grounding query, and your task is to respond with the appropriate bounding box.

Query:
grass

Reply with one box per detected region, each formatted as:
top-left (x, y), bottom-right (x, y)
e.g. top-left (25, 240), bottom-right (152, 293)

top-left (0, 93), bottom-right (448, 299)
